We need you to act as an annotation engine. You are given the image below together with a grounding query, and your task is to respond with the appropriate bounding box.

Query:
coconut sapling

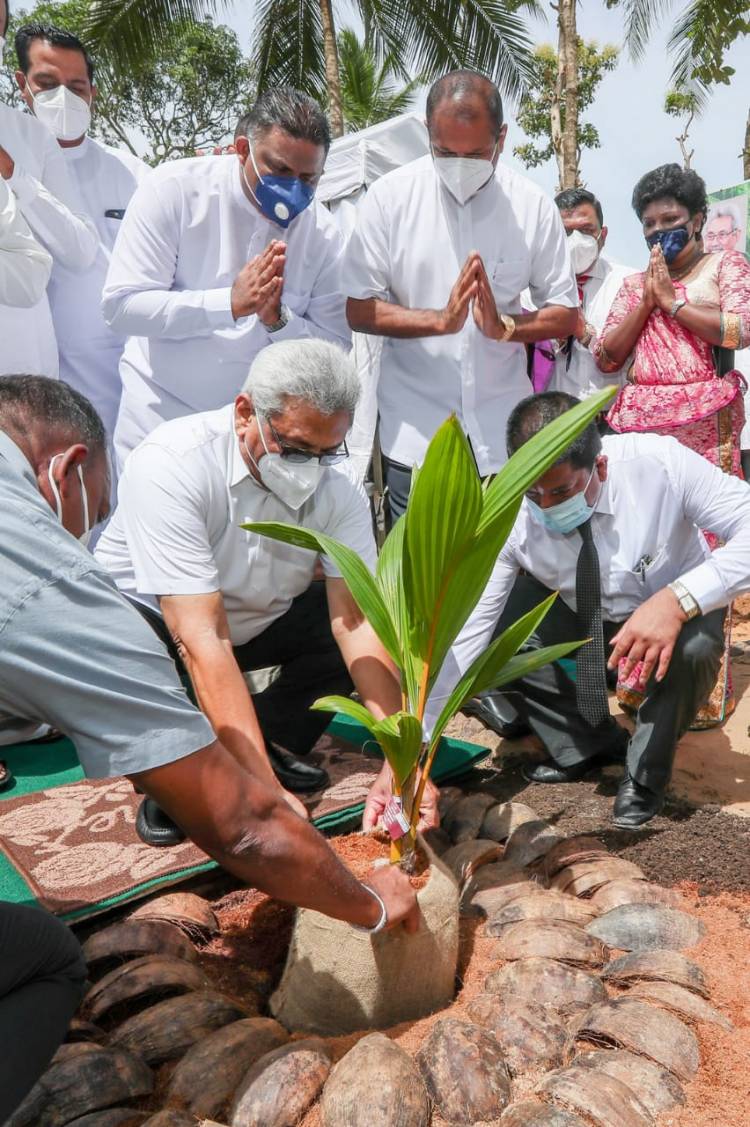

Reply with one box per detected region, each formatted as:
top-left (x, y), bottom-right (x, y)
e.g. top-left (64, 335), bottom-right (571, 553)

top-left (244, 390), bottom-right (614, 868)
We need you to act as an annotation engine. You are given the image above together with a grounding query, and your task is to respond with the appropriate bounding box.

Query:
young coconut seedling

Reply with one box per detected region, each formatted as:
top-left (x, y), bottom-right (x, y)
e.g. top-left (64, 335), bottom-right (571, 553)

top-left (243, 389), bottom-right (614, 865)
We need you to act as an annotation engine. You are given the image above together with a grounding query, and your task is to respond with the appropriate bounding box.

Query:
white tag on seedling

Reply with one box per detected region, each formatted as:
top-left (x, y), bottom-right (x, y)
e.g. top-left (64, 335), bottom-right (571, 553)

top-left (383, 796), bottom-right (410, 841)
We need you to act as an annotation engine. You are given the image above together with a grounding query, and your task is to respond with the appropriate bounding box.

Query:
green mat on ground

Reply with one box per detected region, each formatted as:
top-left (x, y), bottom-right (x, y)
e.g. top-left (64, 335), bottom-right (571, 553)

top-left (0, 715), bottom-right (489, 920)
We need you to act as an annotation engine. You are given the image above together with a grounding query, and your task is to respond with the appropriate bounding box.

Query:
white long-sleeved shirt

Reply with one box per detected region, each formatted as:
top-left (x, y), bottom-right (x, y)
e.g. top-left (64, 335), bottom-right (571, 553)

top-left (0, 103), bottom-right (98, 376)
top-left (547, 253), bottom-right (637, 399)
top-left (101, 154), bottom-right (351, 458)
top-left (341, 154), bottom-right (579, 476)
top-left (429, 433), bottom-right (750, 723)
top-left (0, 176), bottom-right (51, 307)
top-left (48, 136), bottom-right (147, 437)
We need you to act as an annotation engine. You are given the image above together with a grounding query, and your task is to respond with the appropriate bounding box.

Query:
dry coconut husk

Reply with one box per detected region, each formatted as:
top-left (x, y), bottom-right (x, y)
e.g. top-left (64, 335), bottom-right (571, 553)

top-left (66, 1112), bottom-right (149, 1127)
top-left (589, 878), bottom-right (685, 913)
top-left (624, 980), bottom-right (732, 1031)
top-left (416, 1018), bottom-right (511, 1123)
top-left (108, 991), bottom-right (247, 1065)
top-left (441, 838), bottom-right (502, 885)
top-left (551, 858), bottom-right (645, 897)
top-left (82, 955), bottom-right (210, 1024)
top-left (466, 994), bottom-right (572, 1077)
top-left (443, 793), bottom-right (496, 843)
top-left (479, 801), bottom-right (540, 843)
top-left (5, 1048), bottom-right (153, 1127)
top-left (320, 1032), bottom-right (430, 1127)
top-left (538, 1064), bottom-right (653, 1127)
top-left (577, 997), bottom-right (700, 1081)
top-left (586, 904), bottom-right (705, 952)
top-left (502, 820), bottom-right (561, 868)
top-left (601, 950), bottom-right (709, 997)
top-left (140, 1113), bottom-right (196, 1127)
top-left (229, 1038), bottom-right (331, 1127)
top-left (166, 1016), bottom-right (288, 1120)
top-left (485, 957), bottom-right (607, 1016)
top-left (129, 893), bottom-right (219, 940)
top-left (491, 919), bottom-right (608, 968)
top-left (571, 1048), bottom-right (685, 1117)
top-left (270, 836), bottom-right (458, 1035)
top-left (500, 1102), bottom-right (588, 1126)
top-left (484, 891), bottom-right (597, 934)
top-left (542, 836), bottom-right (608, 880)
top-left (82, 921), bottom-right (198, 971)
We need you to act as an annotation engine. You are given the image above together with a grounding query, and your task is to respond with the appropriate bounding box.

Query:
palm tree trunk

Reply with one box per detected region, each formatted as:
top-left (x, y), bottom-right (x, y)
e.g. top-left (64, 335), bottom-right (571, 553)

top-left (320, 0), bottom-right (344, 138)
top-left (743, 105), bottom-right (750, 181)
top-left (558, 0), bottom-right (579, 189)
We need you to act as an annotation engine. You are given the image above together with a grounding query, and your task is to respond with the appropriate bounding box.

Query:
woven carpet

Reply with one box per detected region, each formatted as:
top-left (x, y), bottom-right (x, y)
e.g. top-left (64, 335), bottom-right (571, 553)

top-left (0, 716), bottom-right (488, 922)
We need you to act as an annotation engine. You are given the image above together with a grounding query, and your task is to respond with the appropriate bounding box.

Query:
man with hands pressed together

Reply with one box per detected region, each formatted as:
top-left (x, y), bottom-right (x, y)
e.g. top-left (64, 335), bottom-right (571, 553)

top-left (432, 392), bottom-right (750, 829)
top-left (101, 87), bottom-right (349, 470)
top-left (343, 69), bottom-right (578, 521)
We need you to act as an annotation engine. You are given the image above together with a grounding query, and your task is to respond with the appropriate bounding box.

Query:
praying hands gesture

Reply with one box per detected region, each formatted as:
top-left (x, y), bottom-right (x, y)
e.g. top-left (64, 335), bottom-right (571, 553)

top-left (607, 586), bottom-right (689, 685)
top-left (471, 254), bottom-right (506, 339)
top-left (230, 238), bottom-right (286, 323)
top-left (643, 244), bottom-right (676, 314)
top-left (437, 252), bottom-right (481, 334)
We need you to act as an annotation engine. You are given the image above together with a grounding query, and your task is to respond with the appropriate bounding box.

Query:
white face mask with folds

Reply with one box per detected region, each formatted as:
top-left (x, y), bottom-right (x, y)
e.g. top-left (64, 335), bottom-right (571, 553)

top-left (32, 85), bottom-right (91, 142)
top-left (567, 229), bottom-right (601, 275)
top-left (243, 424), bottom-right (323, 511)
top-left (432, 143), bottom-right (498, 206)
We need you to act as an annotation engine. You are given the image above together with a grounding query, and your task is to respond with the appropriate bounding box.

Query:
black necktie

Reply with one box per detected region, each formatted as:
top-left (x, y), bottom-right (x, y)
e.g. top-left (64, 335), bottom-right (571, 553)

top-left (575, 519), bottom-right (610, 727)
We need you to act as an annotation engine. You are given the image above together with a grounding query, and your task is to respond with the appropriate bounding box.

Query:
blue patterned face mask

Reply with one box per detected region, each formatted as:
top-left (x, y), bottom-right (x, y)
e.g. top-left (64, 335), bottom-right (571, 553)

top-left (527, 467), bottom-right (598, 535)
top-left (244, 143), bottom-right (315, 228)
top-left (645, 225), bottom-right (691, 264)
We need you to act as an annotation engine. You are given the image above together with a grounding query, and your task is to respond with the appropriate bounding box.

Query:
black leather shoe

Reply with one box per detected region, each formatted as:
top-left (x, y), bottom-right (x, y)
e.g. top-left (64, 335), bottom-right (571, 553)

top-left (268, 744), bottom-right (329, 794)
top-left (522, 745), bottom-right (626, 785)
top-left (462, 692), bottom-right (531, 740)
top-left (613, 775), bottom-right (664, 828)
top-left (136, 797), bottom-right (187, 847)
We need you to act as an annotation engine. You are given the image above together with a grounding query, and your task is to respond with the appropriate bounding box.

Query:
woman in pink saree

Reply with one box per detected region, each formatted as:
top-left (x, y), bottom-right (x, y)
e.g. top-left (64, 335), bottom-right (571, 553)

top-left (595, 163), bottom-right (750, 727)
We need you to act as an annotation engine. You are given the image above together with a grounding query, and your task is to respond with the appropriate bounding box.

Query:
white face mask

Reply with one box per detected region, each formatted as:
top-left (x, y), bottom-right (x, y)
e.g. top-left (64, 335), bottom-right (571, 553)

top-left (244, 423), bottom-right (323, 511)
top-left (432, 144), bottom-right (498, 206)
top-left (567, 230), bottom-right (600, 276)
top-left (47, 454), bottom-right (92, 546)
top-left (32, 85), bottom-right (91, 142)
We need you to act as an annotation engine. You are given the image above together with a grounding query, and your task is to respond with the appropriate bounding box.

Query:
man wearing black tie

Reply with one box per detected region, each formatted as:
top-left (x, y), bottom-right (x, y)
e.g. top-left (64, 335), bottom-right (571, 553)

top-left (429, 392), bottom-right (750, 828)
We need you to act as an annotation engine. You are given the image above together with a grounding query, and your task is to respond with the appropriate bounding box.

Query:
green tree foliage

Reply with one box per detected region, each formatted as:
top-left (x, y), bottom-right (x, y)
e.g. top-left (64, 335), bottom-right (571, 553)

top-left (337, 29), bottom-right (422, 133)
top-left (513, 39), bottom-right (619, 187)
top-left (1, 0), bottom-right (254, 163)
top-left (84, 0), bottom-right (542, 138)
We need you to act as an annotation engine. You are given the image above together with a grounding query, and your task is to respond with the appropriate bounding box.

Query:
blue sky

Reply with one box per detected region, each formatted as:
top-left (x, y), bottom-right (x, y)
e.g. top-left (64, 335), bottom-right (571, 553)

top-left (225, 1), bottom-right (749, 267)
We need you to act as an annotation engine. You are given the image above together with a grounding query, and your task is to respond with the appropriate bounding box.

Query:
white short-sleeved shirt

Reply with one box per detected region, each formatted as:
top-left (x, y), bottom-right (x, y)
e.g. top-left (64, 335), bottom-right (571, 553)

top-left (547, 254), bottom-right (637, 399)
top-left (95, 406), bottom-right (377, 646)
top-left (342, 154), bottom-right (579, 475)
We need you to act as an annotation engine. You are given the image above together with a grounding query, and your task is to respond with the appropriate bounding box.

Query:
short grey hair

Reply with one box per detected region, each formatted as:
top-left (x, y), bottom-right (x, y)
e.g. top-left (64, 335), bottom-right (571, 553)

top-left (239, 88), bottom-right (331, 152)
top-left (243, 340), bottom-right (360, 419)
top-left (708, 202), bottom-right (742, 230)
top-left (0, 375), bottom-right (106, 451)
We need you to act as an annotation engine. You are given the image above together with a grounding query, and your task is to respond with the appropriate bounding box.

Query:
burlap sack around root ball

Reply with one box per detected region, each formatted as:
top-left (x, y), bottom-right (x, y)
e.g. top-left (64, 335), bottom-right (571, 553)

top-left (270, 835), bottom-right (460, 1035)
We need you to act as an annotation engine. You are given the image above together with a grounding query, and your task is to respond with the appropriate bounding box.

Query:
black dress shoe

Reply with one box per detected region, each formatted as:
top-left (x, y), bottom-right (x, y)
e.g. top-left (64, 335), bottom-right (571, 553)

top-left (613, 775), bottom-right (664, 828)
top-left (136, 797), bottom-right (187, 847)
top-left (462, 692), bottom-right (531, 740)
top-left (522, 745), bottom-right (626, 785)
top-left (268, 744), bottom-right (329, 794)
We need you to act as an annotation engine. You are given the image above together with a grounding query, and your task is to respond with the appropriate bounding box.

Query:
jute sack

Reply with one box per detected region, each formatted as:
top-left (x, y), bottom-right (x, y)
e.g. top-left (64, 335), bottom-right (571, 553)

top-left (270, 836), bottom-right (459, 1035)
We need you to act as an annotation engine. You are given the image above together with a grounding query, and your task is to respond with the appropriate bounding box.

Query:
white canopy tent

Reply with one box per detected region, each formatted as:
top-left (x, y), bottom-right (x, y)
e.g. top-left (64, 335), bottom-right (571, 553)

top-left (318, 112), bottom-right (430, 480)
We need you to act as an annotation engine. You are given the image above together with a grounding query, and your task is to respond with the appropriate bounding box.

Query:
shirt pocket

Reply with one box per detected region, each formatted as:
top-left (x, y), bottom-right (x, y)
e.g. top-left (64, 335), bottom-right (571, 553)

top-left (633, 545), bottom-right (673, 596)
top-left (488, 258), bottom-right (529, 307)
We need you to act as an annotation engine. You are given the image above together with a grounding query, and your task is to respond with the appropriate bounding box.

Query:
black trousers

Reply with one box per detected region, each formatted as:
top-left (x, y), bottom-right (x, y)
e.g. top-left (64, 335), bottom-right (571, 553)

top-left (382, 455), bottom-right (412, 527)
top-left (0, 903), bottom-right (87, 1122)
top-left (494, 574), bottom-right (725, 793)
top-left (134, 582), bottom-right (353, 758)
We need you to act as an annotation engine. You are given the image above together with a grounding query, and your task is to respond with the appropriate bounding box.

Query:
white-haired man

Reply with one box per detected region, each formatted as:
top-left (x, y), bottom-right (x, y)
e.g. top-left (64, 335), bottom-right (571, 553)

top-left (96, 339), bottom-right (434, 843)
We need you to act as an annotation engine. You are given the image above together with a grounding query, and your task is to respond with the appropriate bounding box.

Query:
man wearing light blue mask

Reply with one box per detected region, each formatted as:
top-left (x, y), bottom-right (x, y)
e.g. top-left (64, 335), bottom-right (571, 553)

top-left (102, 88), bottom-right (350, 470)
top-left (431, 391), bottom-right (750, 829)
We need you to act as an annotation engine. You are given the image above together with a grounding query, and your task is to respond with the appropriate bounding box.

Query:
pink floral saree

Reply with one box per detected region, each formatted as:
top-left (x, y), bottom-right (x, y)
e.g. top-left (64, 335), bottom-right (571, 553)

top-left (598, 250), bottom-right (750, 727)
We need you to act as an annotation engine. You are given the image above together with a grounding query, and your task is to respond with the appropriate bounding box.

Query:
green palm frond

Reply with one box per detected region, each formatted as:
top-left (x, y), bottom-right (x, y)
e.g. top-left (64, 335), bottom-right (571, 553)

top-left (253, 0), bottom-right (327, 101)
top-left (338, 27), bottom-right (423, 131)
top-left (85, 0), bottom-right (221, 70)
top-left (608, 0), bottom-right (676, 63)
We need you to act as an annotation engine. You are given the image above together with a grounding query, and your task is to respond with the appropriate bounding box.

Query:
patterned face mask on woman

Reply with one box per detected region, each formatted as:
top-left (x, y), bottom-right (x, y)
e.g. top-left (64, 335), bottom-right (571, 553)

top-left (645, 225), bottom-right (692, 264)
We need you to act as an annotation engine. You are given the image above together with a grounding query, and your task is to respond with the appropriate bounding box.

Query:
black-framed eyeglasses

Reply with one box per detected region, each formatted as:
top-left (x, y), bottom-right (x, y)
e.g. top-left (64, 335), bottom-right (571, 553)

top-left (264, 416), bottom-right (350, 466)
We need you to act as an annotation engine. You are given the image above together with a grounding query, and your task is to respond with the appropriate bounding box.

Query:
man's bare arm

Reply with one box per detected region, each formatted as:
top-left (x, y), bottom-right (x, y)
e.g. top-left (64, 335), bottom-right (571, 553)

top-left (130, 742), bottom-right (418, 930)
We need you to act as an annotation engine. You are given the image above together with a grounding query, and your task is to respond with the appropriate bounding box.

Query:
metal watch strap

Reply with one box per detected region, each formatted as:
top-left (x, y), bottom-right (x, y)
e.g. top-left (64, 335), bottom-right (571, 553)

top-left (668, 580), bottom-right (700, 620)
top-left (264, 304), bottom-right (290, 333)
top-left (350, 884), bottom-right (388, 934)
top-left (668, 299), bottom-right (687, 319)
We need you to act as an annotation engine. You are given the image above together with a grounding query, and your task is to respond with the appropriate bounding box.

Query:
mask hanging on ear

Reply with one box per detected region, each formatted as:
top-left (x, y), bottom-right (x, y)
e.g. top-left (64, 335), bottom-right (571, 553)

top-left (47, 455), bottom-right (92, 545)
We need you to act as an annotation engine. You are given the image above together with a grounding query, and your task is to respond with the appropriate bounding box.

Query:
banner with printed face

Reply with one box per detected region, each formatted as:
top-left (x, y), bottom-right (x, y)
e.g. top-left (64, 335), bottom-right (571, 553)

top-left (706, 180), bottom-right (750, 257)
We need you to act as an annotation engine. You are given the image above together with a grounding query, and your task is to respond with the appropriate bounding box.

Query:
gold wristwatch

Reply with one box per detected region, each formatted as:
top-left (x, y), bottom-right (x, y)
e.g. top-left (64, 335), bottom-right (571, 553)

top-left (668, 580), bottom-right (700, 620)
top-left (498, 313), bottom-right (516, 342)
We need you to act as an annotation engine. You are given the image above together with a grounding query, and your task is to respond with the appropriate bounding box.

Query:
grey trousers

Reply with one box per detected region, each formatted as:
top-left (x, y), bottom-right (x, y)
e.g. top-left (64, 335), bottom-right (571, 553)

top-left (494, 574), bottom-right (726, 793)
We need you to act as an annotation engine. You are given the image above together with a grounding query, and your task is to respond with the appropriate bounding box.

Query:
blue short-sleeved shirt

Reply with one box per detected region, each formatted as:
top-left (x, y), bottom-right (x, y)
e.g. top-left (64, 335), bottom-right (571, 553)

top-left (0, 430), bottom-right (214, 777)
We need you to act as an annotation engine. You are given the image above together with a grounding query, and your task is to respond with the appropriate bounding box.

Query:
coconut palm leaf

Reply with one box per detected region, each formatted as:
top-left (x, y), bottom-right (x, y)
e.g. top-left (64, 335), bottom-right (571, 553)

top-left (338, 28), bottom-right (423, 131)
top-left (85, 0), bottom-right (222, 70)
top-left (253, 0), bottom-right (327, 102)
top-left (608, 0), bottom-right (677, 63)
